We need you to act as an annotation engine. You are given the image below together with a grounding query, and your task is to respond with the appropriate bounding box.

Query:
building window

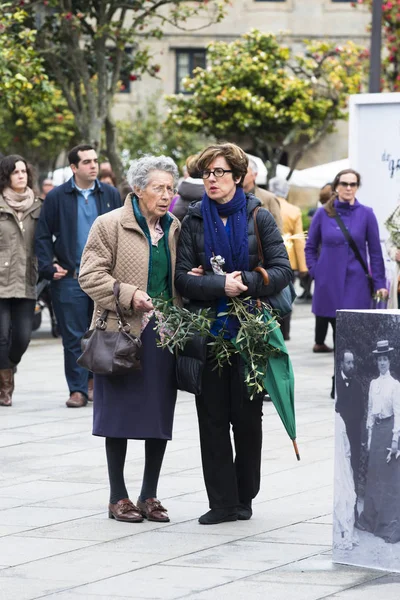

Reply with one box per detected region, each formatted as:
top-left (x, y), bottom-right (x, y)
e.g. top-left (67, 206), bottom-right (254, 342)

top-left (175, 49), bottom-right (206, 93)
top-left (118, 47), bottom-right (134, 94)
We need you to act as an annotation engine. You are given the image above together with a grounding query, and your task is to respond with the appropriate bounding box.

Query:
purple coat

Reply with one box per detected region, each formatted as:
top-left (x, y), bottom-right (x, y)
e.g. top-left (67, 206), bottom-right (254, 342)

top-left (305, 200), bottom-right (386, 318)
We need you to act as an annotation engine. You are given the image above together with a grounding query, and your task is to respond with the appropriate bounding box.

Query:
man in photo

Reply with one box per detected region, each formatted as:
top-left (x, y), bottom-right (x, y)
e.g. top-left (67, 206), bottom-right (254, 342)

top-left (335, 349), bottom-right (365, 495)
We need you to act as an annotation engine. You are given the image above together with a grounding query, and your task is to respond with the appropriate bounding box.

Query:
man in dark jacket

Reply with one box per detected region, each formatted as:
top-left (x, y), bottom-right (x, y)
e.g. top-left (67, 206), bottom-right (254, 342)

top-left (35, 144), bottom-right (121, 407)
top-left (336, 349), bottom-right (365, 494)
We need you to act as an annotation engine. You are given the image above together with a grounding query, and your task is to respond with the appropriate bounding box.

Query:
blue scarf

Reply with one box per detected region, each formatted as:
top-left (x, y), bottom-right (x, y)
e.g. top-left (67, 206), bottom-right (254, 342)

top-left (201, 187), bottom-right (249, 272)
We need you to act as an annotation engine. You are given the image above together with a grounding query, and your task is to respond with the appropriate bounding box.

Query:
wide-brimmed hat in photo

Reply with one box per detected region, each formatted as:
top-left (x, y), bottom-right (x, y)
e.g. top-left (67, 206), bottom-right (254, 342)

top-left (372, 340), bottom-right (394, 354)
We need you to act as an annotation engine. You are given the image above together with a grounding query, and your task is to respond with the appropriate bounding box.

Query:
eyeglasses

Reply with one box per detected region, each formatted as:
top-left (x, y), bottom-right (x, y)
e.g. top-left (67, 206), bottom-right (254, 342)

top-left (201, 168), bottom-right (233, 179)
top-left (338, 181), bottom-right (358, 188)
top-left (151, 185), bottom-right (177, 196)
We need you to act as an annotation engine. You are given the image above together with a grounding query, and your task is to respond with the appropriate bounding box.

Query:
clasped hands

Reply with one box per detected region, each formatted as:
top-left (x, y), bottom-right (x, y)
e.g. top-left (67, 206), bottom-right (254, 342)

top-left (188, 265), bottom-right (248, 297)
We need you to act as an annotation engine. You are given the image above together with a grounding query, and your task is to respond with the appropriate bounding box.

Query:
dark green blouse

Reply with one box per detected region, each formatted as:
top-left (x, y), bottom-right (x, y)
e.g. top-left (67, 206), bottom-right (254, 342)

top-left (132, 195), bottom-right (172, 301)
top-left (147, 239), bottom-right (170, 300)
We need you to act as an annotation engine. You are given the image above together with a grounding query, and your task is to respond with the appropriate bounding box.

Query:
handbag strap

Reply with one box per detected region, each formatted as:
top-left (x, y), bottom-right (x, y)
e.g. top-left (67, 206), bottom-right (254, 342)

top-left (253, 206), bottom-right (269, 285)
top-left (333, 213), bottom-right (369, 277)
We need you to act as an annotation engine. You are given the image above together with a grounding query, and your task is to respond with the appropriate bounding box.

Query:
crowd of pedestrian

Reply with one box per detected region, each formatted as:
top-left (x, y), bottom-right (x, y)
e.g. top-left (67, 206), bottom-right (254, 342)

top-left (0, 141), bottom-right (396, 531)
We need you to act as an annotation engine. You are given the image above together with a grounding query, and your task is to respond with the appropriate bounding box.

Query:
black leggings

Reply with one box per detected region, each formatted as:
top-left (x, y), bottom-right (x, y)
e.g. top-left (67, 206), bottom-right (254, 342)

top-left (315, 316), bottom-right (336, 346)
top-left (0, 298), bottom-right (36, 369)
top-left (106, 437), bottom-right (168, 505)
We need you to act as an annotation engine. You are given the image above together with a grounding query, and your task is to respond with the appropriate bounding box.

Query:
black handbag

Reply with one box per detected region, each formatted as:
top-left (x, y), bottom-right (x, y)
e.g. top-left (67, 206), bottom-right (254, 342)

top-left (253, 207), bottom-right (296, 317)
top-left (333, 213), bottom-right (375, 297)
top-left (77, 281), bottom-right (142, 375)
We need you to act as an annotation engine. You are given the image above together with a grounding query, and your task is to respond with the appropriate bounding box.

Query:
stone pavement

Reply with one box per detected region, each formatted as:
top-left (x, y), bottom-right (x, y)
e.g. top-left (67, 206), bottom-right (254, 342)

top-left (0, 301), bottom-right (399, 600)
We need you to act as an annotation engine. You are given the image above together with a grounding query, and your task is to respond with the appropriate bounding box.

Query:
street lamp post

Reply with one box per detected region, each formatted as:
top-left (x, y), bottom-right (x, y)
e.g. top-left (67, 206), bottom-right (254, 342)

top-left (369, 0), bottom-right (383, 93)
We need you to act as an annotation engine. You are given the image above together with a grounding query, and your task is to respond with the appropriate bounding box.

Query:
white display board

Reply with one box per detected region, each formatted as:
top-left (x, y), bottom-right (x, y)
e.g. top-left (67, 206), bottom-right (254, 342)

top-left (349, 93), bottom-right (400, 241)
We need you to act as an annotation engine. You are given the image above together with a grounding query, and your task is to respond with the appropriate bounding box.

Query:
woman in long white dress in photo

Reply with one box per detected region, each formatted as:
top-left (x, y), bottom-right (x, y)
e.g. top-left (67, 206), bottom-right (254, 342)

top-left (333, 412), bottom-right (359, 550)
top-left (357, 340), bottom-right (400, 544)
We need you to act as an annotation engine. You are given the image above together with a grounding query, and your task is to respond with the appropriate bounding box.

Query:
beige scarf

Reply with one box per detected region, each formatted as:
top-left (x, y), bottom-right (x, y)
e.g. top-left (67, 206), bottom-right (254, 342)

top-left (2, 187), bottom-right (35, 220)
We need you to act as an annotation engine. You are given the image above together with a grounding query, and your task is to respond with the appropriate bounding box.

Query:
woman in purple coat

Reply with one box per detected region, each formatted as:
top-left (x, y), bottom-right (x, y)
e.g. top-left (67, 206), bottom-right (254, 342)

top-left (305, 169), bottom-right (388, 396)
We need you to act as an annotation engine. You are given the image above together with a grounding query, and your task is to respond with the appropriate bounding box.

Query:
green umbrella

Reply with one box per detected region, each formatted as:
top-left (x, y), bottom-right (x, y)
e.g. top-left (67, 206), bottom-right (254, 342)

top-left (232, 306), bottom-right (299, 461)
top-left (262, 308), bottom-right (299, 460)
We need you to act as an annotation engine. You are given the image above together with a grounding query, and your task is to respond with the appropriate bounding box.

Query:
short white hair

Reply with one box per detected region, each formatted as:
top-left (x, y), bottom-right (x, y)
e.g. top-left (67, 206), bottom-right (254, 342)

top-left (127, 155), bottom-right (179, 190)
top-left (269, 176), bottom-right (289, 199)
top-left (247, 157), bottom-right (258, 174)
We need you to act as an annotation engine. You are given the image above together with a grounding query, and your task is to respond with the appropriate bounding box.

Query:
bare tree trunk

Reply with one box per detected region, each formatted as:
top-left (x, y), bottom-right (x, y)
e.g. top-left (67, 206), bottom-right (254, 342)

top-left (105, 114), bottom-right (124, 182)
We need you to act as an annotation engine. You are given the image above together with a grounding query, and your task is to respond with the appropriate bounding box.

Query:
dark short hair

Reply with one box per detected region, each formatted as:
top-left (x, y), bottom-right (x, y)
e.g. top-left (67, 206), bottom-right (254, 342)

top-left (68, 144), bottom-right (96, 166)
top-left (195, 143), bottom-right (249, 187)
top-left (0, 155), bottom-right (33, 194)
top-left (99, 169), bottom-right (117, 187)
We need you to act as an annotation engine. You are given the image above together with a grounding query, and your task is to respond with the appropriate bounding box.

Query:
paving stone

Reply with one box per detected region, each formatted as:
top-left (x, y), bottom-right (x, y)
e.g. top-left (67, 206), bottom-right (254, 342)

top-left (0, 302), bottom-right (395, 600)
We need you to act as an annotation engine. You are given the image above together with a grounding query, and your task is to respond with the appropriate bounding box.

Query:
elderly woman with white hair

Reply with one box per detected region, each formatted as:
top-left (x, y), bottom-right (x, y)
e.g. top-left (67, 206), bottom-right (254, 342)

top-left (79, 155), bottom-right (181, 524)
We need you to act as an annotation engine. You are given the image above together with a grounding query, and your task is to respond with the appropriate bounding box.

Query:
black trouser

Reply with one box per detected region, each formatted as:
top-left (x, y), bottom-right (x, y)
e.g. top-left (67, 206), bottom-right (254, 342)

top-left (0, 298), bottom-right (36, 369)
top-left (315, 316), bottom-right (336, 346)
top-left (195, 354), bottom-right (263, 510)
top-left (278, 314), bottom-right (291, 341)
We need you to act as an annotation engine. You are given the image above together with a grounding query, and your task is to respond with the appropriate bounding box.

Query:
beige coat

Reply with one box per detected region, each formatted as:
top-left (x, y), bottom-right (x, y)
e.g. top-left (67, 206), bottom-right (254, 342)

top-left (252, 186), bottom-right (283, 232)
top-left (0, 194), bottom-right (42, 299)
top-left (79, 195), bottom-right (181, 337)
top-left (277, 197), bottom-right (307, 273)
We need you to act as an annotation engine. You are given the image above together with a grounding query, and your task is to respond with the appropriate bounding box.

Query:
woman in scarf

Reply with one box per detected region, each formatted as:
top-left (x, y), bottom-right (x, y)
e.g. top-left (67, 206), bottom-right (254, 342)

top-left (175, 143), bottom-right (292, 525)
top-left (0, 155), bottom-right (42, 406)
top-left (79, 155), bottom-right (181, 524)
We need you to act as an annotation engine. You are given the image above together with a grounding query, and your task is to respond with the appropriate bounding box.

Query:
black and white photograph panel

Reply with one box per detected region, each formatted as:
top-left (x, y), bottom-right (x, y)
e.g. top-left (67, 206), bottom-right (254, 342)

top-left (333, 309), bottom-right (400, 573)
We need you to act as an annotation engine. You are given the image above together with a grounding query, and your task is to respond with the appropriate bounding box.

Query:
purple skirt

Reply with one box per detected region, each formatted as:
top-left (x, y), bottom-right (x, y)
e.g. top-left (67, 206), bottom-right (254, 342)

top-left (92, 319), bottom-right (177, 440)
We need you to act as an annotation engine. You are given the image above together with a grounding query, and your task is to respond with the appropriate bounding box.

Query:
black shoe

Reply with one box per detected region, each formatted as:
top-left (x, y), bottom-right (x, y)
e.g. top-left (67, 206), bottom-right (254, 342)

top-left (198, 508), bottom-right (238, 525)
top-left (330, 375), bottom-right (335, 399)
top-left (237, 502), bottom-right (252, 520)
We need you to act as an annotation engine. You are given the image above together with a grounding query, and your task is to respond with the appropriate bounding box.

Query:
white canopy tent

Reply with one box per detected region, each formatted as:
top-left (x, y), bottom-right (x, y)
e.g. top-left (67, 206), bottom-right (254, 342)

top-left (51, 156), bottom-right (349, 191)
top-left (247, 154), bottom-right (350, 189)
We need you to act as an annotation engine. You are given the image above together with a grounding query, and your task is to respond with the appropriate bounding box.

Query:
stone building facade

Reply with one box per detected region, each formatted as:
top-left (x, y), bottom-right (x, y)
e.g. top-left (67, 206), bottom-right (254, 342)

top-left (113, 0), bottom-right (371, 169)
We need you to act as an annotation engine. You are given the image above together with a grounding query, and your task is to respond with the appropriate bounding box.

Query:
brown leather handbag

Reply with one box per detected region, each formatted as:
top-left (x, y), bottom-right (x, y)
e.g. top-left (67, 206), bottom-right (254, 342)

top-left (77, 281), bottom-right (142, 375)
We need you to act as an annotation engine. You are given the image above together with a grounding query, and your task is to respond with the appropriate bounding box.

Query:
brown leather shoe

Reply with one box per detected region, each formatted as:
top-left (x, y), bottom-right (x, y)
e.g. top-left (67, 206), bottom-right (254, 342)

top-left (137, 498), bottom-right (170, 522)
top-left (0, 368), bottom-right (14, 406)
top-left (108, 499), bottom-right (144, 523)
top-left (87, 379), bottom-right (94, 402)
top-left (66, 392), bottom-right (87, 408)
top-left (313, 344), bottom-right (333, 353)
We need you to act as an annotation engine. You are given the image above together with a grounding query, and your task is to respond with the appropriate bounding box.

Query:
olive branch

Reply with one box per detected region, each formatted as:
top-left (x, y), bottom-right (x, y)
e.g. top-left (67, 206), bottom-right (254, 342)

top-left (153, 297), bottom-right (281, 399)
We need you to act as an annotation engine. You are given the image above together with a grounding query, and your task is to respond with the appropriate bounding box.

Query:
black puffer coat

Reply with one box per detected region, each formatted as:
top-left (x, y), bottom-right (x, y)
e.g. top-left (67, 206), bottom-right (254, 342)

top-left (175, 193), bottom-right (293, 314)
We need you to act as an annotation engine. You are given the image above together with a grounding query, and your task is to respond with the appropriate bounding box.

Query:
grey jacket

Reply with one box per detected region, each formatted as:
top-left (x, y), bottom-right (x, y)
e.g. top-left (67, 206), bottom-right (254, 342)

top-left (0, 194), bottom-right (43, 299)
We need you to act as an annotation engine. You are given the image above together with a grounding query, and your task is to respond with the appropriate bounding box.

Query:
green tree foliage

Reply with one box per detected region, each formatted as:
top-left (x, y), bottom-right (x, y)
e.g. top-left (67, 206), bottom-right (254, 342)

top-left (8, 0), bottom-right (229, 179)
top-left (0, 5), bottom-right (50, 107)
top-left (0, 4), bottom-right (77, 175)
top-left (0, 88), bottom-right (78, 177)
top-left (117, 98), bottom-right (212, 172)
top-left (166, 30), bottom-right (367, 179)
top-left (354, 0), bottom-right (400, 91)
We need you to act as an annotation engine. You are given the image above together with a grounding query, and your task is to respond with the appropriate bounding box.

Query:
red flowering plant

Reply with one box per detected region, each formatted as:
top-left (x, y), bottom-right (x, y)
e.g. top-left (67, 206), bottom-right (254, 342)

top-left (353, 0), bottom-right (400, 91)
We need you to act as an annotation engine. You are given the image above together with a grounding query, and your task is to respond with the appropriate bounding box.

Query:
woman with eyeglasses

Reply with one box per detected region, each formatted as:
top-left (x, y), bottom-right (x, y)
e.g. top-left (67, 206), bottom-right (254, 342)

top-left (79, 155), bottom-right (181, 524)
top-left (305, 169), bottom-right (387, 396)
top-left (175, 143), bottom-right (292, 525)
